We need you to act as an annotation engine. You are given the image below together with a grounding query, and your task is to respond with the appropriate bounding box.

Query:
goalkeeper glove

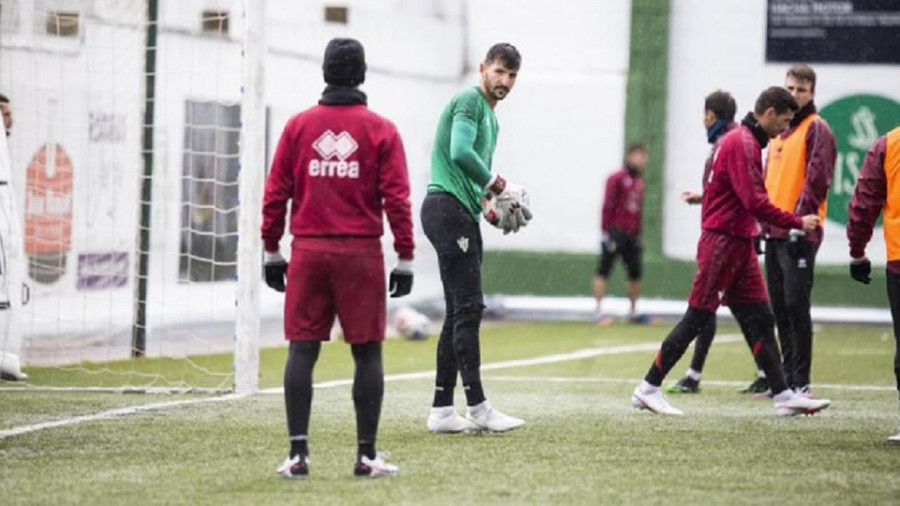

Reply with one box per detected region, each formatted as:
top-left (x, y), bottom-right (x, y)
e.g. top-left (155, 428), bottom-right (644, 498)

top-left (850, 257), bottom-right (871, 285)
top-left (264, 251), bottom-right (288, 292)
top-left (486, 174), bottom-right (532, 234)
top-left (389, 259), bottom-right (413, 298)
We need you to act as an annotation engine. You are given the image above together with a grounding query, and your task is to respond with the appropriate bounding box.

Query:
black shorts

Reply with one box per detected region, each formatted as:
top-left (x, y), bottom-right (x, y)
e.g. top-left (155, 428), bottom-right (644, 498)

top-left (597, 229), bottom-right (643, 281)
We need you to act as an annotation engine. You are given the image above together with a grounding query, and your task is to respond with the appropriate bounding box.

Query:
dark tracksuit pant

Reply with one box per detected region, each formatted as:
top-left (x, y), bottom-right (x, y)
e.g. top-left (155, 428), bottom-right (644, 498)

top-left (886, 271), bottom-right (900, 398)
top-left (421, 192), bottom-right (485, 406)
top-left (765, 238), bottom-right (818, 389)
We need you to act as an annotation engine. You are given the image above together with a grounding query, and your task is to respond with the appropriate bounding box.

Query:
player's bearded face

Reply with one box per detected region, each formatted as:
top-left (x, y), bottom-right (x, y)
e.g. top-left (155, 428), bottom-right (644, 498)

top-left (481, 61), bottom-right (517, 101)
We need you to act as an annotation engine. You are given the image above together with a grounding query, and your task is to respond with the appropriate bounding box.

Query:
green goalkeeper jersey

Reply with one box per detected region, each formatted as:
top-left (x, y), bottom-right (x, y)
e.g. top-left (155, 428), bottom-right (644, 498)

top-left (428, 86), bottom-right (499, 220)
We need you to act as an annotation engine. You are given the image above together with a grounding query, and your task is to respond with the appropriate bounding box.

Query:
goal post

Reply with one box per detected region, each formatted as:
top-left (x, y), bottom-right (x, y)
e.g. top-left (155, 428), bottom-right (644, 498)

top-left (234, 0), bottom-right (266, 395)
top-left (0, 0), bottom-right (267, 392)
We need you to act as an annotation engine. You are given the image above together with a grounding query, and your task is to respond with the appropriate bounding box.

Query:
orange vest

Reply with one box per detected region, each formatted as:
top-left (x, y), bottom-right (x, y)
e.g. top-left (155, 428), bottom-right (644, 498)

top-left (882, 127), bottom-right (900, 261)
top-left (765, 113), bottom-right (827, 222)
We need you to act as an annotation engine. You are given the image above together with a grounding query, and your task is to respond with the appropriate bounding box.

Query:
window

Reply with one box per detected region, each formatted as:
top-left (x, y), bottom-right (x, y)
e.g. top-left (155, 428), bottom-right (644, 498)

top-left (45, 10), bottom-right (79, 37)
top-left (324, 6), bottom-right (348, 24)
top-left (180, 101), bottom-right (241, 283)
top-left (201, 9), bottom-right (229, 36)
top-left (0, 0), bottom-right (19, 33)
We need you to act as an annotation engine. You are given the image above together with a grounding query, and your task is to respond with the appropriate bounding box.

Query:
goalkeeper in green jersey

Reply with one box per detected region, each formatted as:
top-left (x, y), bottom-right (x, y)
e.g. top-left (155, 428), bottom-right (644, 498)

top-left (422, 43), bottom-right (532, 433)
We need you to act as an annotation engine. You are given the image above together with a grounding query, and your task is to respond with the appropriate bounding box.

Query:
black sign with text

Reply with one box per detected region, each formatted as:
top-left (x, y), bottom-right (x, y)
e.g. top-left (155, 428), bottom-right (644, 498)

top-left (766, 0), bottom-right (900, 63)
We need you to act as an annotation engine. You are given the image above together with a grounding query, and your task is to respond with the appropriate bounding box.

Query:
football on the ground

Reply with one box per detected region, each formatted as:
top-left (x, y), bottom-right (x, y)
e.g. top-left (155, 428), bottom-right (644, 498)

top-left (390, 306), bottom-right (431, 340)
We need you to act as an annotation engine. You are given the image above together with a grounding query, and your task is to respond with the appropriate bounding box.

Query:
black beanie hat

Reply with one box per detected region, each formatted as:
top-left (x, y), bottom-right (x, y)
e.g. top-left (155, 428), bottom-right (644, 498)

top-left (323, 38), bottom-right (366, 87)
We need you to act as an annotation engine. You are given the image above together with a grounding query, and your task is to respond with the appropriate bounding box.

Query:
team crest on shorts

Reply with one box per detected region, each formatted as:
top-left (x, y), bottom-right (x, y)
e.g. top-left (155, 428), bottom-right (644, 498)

top-left (457, 236), bottom-right (469, 253)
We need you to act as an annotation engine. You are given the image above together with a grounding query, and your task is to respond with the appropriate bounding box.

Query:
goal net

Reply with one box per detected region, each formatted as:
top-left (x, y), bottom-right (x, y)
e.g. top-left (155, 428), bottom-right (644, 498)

top-left (0, 0), bottom-right (264, 393)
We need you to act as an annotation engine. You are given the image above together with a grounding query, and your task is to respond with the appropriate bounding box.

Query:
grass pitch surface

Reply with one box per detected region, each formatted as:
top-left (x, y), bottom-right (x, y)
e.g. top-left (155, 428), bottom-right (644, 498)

top-left (2, 322), bottom-right (899, 505)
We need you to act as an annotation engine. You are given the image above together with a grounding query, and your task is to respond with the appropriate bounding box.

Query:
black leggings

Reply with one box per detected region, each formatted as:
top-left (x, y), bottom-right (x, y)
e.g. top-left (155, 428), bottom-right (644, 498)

top-left (284, 340), bottom-right (384, 455)
top-left (645, 304), bottom-right (788, 395)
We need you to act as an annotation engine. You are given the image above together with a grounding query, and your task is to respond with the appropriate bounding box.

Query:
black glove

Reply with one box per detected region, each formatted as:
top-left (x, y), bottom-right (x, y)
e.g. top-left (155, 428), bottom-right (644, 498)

top-left (389, 260), bottom-right (413, 298)
top-left (263, 251), bottom-right (288, 292)
top-left (850, 258), bottom-right (871, 285)
top-left (753, 235), bottom-right (764, 255)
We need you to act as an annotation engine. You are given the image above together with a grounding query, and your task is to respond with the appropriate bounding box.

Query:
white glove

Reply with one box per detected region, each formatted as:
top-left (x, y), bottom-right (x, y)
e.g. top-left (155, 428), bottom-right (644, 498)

top-left (494, 181), bottom-right (532, 235)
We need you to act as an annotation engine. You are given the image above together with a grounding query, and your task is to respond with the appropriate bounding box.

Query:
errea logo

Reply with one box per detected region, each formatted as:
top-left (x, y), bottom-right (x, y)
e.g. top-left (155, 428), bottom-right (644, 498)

top-left (310, 130), bottom-right (360, 178)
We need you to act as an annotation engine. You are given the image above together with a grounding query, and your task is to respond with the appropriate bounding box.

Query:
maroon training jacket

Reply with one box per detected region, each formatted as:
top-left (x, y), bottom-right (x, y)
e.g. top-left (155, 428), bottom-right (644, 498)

top-left (846, 135), bottom-right (900, 274)
top-left (601, 167), bottom-right (644, 237)
top-left (261, 104), bottom-right (414, 260)
top-left (701, 122), bottom-right (804, 238)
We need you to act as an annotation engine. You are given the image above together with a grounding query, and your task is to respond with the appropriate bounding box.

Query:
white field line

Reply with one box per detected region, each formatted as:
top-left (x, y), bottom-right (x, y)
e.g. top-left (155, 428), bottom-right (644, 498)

top-left (3, 333), bottom-right (893, 439)
top-left (0, 394), bottom-right (247, 439)
top-left (256, 335), bottom-right (744, 394)
top-left (479, 375), bottom-right (897, 392)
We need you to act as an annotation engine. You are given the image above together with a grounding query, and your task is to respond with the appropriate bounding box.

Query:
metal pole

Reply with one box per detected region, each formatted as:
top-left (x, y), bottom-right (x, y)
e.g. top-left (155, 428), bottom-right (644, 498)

top-left (132, 0), bottom-right (158, 358)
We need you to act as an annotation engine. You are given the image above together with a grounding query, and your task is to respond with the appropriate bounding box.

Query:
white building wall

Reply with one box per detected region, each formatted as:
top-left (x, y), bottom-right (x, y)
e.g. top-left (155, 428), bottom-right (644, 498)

top-left (664, 0), bottom-right (900, 265)
top-left (466, 0), bottom-right (632, 253)
top-left (0, 0), bottom-right (632, 342)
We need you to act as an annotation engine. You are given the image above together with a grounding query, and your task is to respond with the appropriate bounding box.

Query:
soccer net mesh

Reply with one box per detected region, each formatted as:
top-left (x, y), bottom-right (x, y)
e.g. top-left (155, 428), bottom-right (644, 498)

top-left (0, 0), bottom-right (264, 392)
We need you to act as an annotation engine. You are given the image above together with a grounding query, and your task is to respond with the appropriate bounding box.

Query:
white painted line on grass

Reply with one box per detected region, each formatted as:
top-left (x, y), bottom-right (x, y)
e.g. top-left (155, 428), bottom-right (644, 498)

top-left (480, 375), bottom-right (897, 392)
top-left (0, 394), bottom-right (246, 440)
top-left (7, 332), bottom-right (891, 439)
top-left (256, 335), bottom-right (745, 395)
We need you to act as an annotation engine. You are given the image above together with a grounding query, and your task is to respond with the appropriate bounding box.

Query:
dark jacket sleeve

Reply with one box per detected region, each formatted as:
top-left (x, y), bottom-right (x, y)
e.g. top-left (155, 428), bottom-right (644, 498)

top-left (795, 119), bottom-right (837, 243)
top-left (261, 120), bottom-right (297, 252)
top-left (379, 126), bottom-right (415, 260)
top-left (732, 133), bottom-right (804, 231)
top-left (847, 136), bottom-right (888, 259)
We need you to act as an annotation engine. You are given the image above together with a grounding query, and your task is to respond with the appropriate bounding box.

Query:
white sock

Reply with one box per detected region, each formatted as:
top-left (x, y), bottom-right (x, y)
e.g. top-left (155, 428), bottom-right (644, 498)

top-left (757, 370), bottom-right (767, 379)
top-left (639, 380), bottom-right (659, 394)
top-left (686, 368), bottom-right (701, 381)
top-left (772, 389), bottom-right (793, 403)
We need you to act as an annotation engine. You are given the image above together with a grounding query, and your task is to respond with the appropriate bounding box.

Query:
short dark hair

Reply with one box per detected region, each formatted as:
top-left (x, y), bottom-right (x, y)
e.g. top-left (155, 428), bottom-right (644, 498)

top-left (626, 142), bottom-right (647, 155)
top-left (754, 86), bottom-right (799, 115)
top-left (0, 93), bottom-right (8, 105)
top-left (484, 43), bottom-right (521, 70)
top-left (704, 90), bottom-right (736, 122)
top-left (786, 63), bottom-right (816, 92)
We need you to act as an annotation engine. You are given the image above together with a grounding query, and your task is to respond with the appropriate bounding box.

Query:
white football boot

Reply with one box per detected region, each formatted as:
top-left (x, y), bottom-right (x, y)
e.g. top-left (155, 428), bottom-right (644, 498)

top-left (275, 455), bottom-right (309, 479)
top-left (427, 406), bottom-right (479, 433)
top-left (631, 385), bottom-right (684, 416)
top-left (465, 401), bottom-right (525, 432)
top-left (773, 390), bottom-right (831, 417)
top-left (887, 432), bottom-right (900, 444)
top-left (354, 453), bottom-right (399, 478)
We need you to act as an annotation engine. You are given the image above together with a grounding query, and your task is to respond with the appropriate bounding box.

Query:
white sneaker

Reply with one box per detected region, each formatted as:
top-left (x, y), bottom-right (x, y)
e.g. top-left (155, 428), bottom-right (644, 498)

top-left (354, 453), bottom-right (399, 478)
top-left (631, 386), bottom-right (684, 416)
top-left (466, 401), bottom-right (525, 432)
top-left (427, 406), bottom-right (479, 433)
top-left (887, 432), bottom-right (900, 443)
top-left (774, 391), bottom-right (831, 417)
top-left (275, 455), bottom-right (309, 479)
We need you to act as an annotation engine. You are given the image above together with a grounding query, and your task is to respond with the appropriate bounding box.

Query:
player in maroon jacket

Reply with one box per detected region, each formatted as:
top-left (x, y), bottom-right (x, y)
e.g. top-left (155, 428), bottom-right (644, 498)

top-left (262, 39), bottom-right (414, 478)
top-left (845, 127), bottom-right (900, 442)
top-left (666, 90), bottom-right (738, 394)
top-left (631, 87), bottom-right (831, 417)
top-left (594, 143), bottom-right (649, 325)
